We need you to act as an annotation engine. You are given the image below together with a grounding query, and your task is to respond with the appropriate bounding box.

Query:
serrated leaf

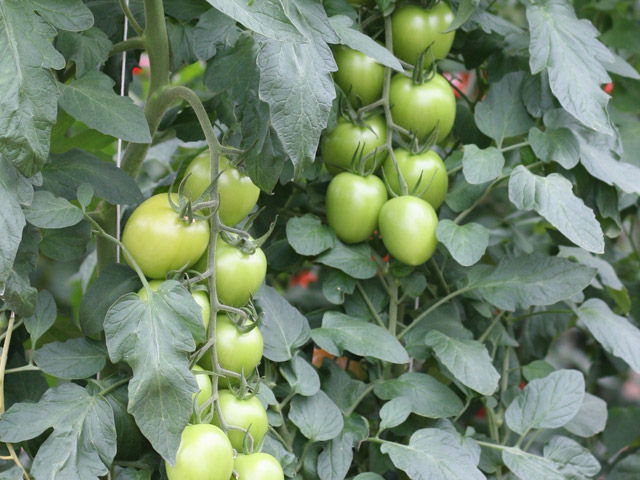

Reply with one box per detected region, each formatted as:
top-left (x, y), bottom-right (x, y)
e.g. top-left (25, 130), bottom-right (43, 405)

top-left (436, 220), bottom-right (489, 267)
top-left (312, 312), bottom-right (409, 364)
top-left (380, 429), bottom-right (484, 480)
top-left (58, 71), bottom-right (151, 143)
top-left (27, 0), bottom-right (93, 31)
top-left (23, 289), bottom-right (57, 349)
top-left (289, 390), bottom-right (344, 441)
top-left (576, 298), bottom-right (640, 373)
top-left (528, 127), bottom-right (580, 169)
top-left (329, 15), bottom-right (402, 70)
top-left (254, 284), bottom-right (311, 361)
top-left (505, 369), bottom-right (585, 434)
top-left (286, 214), bottom-right (336, 255)
top-left (462, 145), bottom-right (505, 184)
top-left (0, 383), bottom-right (116, 479)
top-left (474, 72), bottom-right (534, 146)
top-left (280, 355), bottom-right (320, 396)
top-left (34, 337), bottom-right (107, 379)
top-left (22, 190), bottom-right (83, 229)
top-left (508, 166), bottom-right (604, 253)
top-left (544, 436), bottom-right (601, 480)
top-left (379, 397), bottom-right (412, 431)
top-left (425, 330), bottom-right (500, 395)
top-left (104, 281), bottom-right (205, 463)
top-left (374, 373), bottom-right (463, 418)
top-left (2, 225), bottom-right (40, 316)
top-left (527, 0), bottom-right (614, 134)
top-left (193, 8), bottom-right (241, 61)
top-left (564, 393), bottom-right (607, 437)
top-left (316, 240), bottom-right (378, 279)
top-left (0, 158), bottom-right (27, 288)
top-left (502, 448), bottom-right (565, 480)
top-left (56, 28), bottom-right (113, 78)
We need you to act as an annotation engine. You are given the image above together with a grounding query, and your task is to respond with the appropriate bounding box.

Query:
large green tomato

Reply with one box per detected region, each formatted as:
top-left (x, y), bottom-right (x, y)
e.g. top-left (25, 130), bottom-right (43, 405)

top-left (389, 74), bottom-right (456, 142)
top-left (392, 3), bottom-right (455, 66)
top-left (191, 365), bottom-right (213, 412)
top-left (378, 196), bottom-right (438, 266)
top-left (382, 149), bottom-right (448, 209)
top-left (212, 390), bottom-right (268, 451)
top-left (215, 238), bottom-right (267, 307)
top-left (122, 193), bottom-right (210, 279)
top-left (197, 313), bottom-right (263, 381)
top-left (326, 172), bottom-right (387, 244)
top-left (333, 46), bottom-right (384, 107)
top-left (183, 152), bottom-right (260, 226)
top-left (165, 424), bottom-right (233, 480)
top-left (321, 115), bottom-right (387, 175)
top-left (235, 453), bottom-right (284, 480)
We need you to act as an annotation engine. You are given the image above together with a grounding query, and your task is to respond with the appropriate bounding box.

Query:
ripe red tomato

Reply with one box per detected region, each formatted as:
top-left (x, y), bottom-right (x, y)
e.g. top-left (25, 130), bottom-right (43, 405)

top-left (333, 46), bottom-right (385, 107)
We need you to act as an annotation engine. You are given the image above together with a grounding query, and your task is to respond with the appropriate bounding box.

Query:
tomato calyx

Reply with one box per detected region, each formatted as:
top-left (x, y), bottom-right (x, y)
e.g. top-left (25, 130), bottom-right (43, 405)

top-left (168, 170), bottom-right (221, 223)
top-left (411, 44), bottom-right (438, 85)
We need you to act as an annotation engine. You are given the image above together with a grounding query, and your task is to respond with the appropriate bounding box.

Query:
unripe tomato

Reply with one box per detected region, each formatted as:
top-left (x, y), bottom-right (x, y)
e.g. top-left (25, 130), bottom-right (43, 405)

top-left (234, 453), bottom-right (284, 480)
top-left (183, 152), bottom-right (260, 226)
top-left (191, 365), bottom-right (212, 412)
top-left (333, 46), bottom-right (384, 107)
top-left (392, 3), bottom-right (455, 66)
top-left (122, 193), bottom-right (210, 279)
top-left (215, 238), bottom-right (267, 307)
top-left (321, 115), bottom-right (387, 175)
top-left (389, 73), bottom-right (456, 142)
top-left (212, 390), bottom-right (268, 451)
top-left (382, 149), bottom-right (448, 209)
top-left (378, 196), bottom-right (438, 266)
top-left (165, 424), bottom-right (233, 480)
top-left (326, 172), bottom-right (387, 243)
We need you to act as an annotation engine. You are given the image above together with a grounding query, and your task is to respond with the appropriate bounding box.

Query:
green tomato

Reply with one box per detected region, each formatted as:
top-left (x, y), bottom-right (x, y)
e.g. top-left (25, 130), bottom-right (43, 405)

top-left (392, 3), bottom-right (455, 66)
top-left (191, 365), bottom-right (213, 412)
top-left (389, 73), bottom-right (456, 142)
top-left (212, 390), bottom-right (268, 451)
top-left (382, 149), bottom-right (448, 209)
top-left (333, 46), bottom-right (384, 107)
top-left (183, 152), bottom-right (260, 226)
top-left (326, 172), bottom-right (387, 243)
top-left (378, 196), bottom-right (438, 266)
top-left (235, 453), bottom-right (284, 480)
top-left (165, 424), bottom-right (233, 480)
top-left (215, 238), bottom-right (267, 307)
top-left (122, 193), bottom-right (210, 279)
top-left (321, 115), bottom-right (387, 175)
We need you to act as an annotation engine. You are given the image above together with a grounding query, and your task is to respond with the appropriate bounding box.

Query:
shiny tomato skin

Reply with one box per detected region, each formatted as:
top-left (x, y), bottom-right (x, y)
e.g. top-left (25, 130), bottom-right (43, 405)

top-left (382, 149), bottom-right (448, 209)
top-left (212, 390), bottom-right (268, 451)
top-left (183, 152), bottom-right (260, 226)
top-left (165, 424), bottom-right (233, 480)
top-left (191, 365), bottom-right (213, 412)
top-left (321, 115), bottom-right (387, 175)
top-left (378, 196), bottom-right (438, 266)
top-left (389, 73), bottom-right (456, 142)
top-left (333, 46), bottom-right (385, 107)
top-left (392, 3), bottom-right (455, 66)
top-left (326, 172), bottom-right (388, 243)
top-left (215, 238), bottom-right (267, 307)
top-left (234, 453), bottom-right (285, 480)
top-left (122, 194), bottom-right (210, 279)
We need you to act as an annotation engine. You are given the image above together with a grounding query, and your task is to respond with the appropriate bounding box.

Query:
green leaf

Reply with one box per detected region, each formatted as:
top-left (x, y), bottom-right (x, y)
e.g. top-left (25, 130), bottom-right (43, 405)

top-left (425, 331), bottom-right (500, 395)
top-left (254, 285), bottom-right (311, 362)
top-left (193, 8), bottom-right (241, 61)
top-left (575, 298), bottom-right (640, 373)
top-left (502, 448), bottom-right (565, 480)
top-left (0, 383), bottom-right (116, 479)
top-left (328, 15), bottom-right (402, 70)
top-left (40, 220), bottom-right (92, 262)
top-left (322, 268), bottom-right (356, 305)
top-left (564, 393), bottom-right (607, 437)
top-left (603, 407), bottom-right (640, 454)
top-left (316, 241), bottom-right (378, 279)
top-left (608, 452), bottom-right (640, 480)
top-left (103, 281), bottom-right (205, 464)
top-left (280, 355), bottom-right (321, 396)
top-left (527, 0), bottom-right (614, 134)
top-left (166, 20), bottom-right (198, 69)
top-left (56, 28), bottom-right (112, 78)
top-left (27, 0), bottom-right (93, 31)
top-left (474, 72), bottom-right (534, 146)
top-left (206, 0), bottom-right (306, 43)
top-left (436, 220), bottom-right (489, 267)
top-left (522, 360), bottom-right (555, 382)
top-left (286, 214), bottom-right (336, 256)
top-left (312, 312), bottom-right (409, 364)
top-left (543, 436), bottom-right (601, 479)
top-left (380, 429), bottom-right (484, 480)
top-left (379, 397), bottom-right (412, 431)
top-left (58, 71), bottom-right (152, 143)
top-left (353, 475), bottom-right (385, 480)
top-left (508, 166), bottom-right (604, 253)
top-left (462, 145), bottom-right (505, 184)
top-left (2, 225), bottom-right (40, 317)
top-left (528, 127), bottom-right (580, 169)
top-left (374, 373), bottom-right (463, 418)
top-left (317, 432), bottom-right (353, 480)
top-left (117, 469), bottom-right (151, 480)
top-left (23, 289), bottom-right (57, 349)
top-left (505, 369), bottom-right (585, 434)
top-left (42, 149), bottom-right (144, 205)
top-left (445, 173), bottom-right (489, 213)
top-left (466, 255), bottom-right (596, 311)
top-left (289, 390), bottom-right (344, 441)
top-left (0, 0), bottom-right (63, 176)
top-left (446, 0), bottom-right (475, 32)
top-left (0, 158), bottom-right (27, 288)
top-left (34, 337), bottom-right (107, 379)
top-left (22, 190), bottom-right (83, 229)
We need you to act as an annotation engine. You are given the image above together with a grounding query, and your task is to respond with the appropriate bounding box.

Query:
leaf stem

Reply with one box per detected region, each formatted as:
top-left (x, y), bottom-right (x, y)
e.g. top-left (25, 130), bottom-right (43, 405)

top-left (109, 36), bottom-right (145, 57)
top-left (500, 141), bottom-right (529, 153)
top-left (4, 364), bottom-right (39, 375)
top-left (0, 318), bottom-right (23, 341)
top-left (295, 440), bottom-right (314, 473)
top-left (344, 383), bottom-right (376, 417)
top-left (99, 377), bottom-right (132, 397)
top-left (356, 282), bottom-right (386, 329)
top-left (478, 311), bottom-right (505, 343)
top-left (430, 257), bottom-right (450, 295)
top-left (119, 0), bottom-right (144, 36)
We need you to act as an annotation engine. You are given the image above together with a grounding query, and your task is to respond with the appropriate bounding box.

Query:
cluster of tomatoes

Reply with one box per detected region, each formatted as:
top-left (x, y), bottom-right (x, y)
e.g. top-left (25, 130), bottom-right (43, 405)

top-left (122, 150), bottom-right (283, 479)
top-left (323, 1), bottom-right (457, 266)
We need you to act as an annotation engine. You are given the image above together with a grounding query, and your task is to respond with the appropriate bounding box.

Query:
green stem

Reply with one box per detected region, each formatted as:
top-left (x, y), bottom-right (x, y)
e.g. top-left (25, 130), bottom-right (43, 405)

top-left (356, 282), bottom-right (386, 329)
top-left (344, 383), bottom-right (376, 417)
top-left (295, 440), bottom-right (314, 473)
top-left (388, 278), bottom-right (398, 337)
top-left (4, 364), bottom-right (39, 375)
top-left (109, 36), bottom-right (145, 57)
top-left (523, 429), bottom-right (542, 451)
top-left (430, 257), bottom-right (450, 295)
top-left (453, 395), bottom-right (472, 423)
top-left (99, 376), bottom-right (132, 397)
top-left (478, 311), bottom-right (505, 344)
top-left (501, 141), bottom-right (529, 153)
top-left (119, 0), bottom-right (144, 36)
top-left (0, 318), bottom-right (23, 341)
top-left (509, 309), bottom-right (573, 323)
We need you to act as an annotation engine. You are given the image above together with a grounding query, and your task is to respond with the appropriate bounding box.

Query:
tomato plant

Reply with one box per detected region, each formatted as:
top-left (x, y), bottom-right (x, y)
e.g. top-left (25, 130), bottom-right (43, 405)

top-left (212, 390), bottom-right (268, 451)
top-left (234, 453), bottom-right (285, 480)
top-left (213, 238), bottom-right (267, 307)
top-left (333, 46), bottom-right (385, 107)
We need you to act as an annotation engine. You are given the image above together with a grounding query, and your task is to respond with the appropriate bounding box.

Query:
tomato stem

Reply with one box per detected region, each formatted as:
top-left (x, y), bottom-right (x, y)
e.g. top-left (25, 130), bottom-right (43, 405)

top-left (119, 0), bottom-right (144, 36)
